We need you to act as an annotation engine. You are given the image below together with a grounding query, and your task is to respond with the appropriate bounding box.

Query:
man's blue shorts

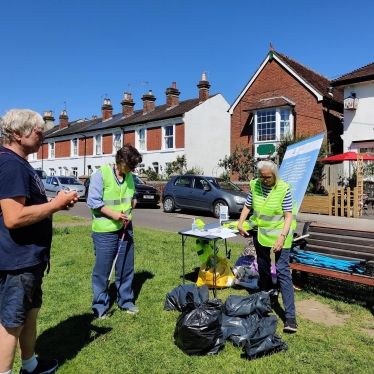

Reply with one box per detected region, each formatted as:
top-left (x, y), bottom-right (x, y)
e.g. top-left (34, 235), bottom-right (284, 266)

top-left (0, 262), bottom-right (47, 328)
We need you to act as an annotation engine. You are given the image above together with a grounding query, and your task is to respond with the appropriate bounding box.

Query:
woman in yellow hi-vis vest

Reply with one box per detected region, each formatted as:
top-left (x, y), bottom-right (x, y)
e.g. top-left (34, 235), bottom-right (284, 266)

top-left (238, 160), bottom-right (298, 333)
top-left (87, 144), bottom-right (142, 319)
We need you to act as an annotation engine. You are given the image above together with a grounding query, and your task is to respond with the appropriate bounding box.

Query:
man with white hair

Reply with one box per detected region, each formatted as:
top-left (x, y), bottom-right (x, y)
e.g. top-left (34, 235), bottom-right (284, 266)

top-left (238, 160), bottom-right (297, 333)
top-left (0, 109), bottom-right (79, 374)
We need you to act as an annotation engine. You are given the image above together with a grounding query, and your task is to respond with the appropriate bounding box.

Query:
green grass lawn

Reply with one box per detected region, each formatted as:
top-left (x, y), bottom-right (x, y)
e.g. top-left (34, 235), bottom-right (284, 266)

top-left (13, 225), bottom-right (374, 374)
top-left (53, 213), bottom-right (88, 224)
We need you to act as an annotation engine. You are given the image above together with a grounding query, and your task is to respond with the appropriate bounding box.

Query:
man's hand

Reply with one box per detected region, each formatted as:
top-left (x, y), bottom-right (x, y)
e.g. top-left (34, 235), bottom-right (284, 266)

top-left (273, 236), bottom-right (285, 252)
top-left (111, 211), bottom-right (129, 222)
top-left (237, 223), bottom-right (250, 237)
top-left (53, 190), bottom-right (79, 211)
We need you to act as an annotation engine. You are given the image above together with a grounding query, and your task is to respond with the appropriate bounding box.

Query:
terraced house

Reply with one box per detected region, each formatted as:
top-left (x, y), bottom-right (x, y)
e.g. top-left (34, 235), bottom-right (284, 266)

top-left (228, 47), bottom-right (344, 180)
top-left (29, 74), bottom-right (230, 178)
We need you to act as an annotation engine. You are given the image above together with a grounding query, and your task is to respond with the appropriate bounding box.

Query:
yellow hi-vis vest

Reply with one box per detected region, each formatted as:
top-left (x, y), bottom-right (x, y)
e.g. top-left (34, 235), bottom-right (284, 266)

top-left (195, 239), bottom-right (215, 263)
top-left (249, 178), bottom-right (296, 248)
top-left (91, 165), bottom-right (134, 232)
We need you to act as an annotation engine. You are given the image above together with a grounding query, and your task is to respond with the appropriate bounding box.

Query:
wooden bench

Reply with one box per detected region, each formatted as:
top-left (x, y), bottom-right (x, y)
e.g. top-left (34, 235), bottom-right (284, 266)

top-left (290, 222), bottom-right (374, 287)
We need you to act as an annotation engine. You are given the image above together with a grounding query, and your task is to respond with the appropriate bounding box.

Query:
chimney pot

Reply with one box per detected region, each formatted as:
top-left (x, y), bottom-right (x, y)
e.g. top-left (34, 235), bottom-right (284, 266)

top-left (197, 73), bottom-right (211, 103)
top-left (59, 110), bottom-right (69, 130)
top-left (102, 98), bottom-right (113, 120)
top-left (165, 82), bottom-right (180, 109)
top-left (141, 90), bottom-right (157, 113)
top-left (121, 91), bottom-right (135, 117)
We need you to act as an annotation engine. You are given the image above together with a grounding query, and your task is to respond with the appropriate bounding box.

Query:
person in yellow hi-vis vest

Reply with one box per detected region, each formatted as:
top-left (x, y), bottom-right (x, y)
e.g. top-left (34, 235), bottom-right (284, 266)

top-left (87, 144), bottom-right (142, 319)
top-left (238, 160), bottom-right (298, 333)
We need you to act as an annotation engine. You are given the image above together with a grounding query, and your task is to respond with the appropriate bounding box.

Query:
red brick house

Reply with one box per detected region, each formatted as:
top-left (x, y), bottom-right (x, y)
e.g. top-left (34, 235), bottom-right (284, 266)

top-left (228, 48), bottom-right (344, 180)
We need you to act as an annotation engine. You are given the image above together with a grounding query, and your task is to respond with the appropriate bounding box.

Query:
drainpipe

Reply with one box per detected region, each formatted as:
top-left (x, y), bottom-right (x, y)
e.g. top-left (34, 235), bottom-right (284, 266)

top-left (79, 134), bottom-right (87, 175)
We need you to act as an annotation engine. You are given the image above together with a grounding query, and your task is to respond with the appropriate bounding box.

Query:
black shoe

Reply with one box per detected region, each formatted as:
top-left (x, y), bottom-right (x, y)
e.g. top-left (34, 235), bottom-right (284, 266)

top-left (283, 318), bottom-right (298, 333)
top-left (20, 358), bottom-right (58, 374)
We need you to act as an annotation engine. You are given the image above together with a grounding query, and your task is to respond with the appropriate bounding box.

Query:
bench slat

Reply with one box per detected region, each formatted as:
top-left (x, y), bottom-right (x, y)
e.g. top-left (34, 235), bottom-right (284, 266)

top-left (308, 238), bottom-right (374, 255)
top-left (303, 244), bottom-right (374, 261)
top-left (290, 263), bottom-right (374, 286)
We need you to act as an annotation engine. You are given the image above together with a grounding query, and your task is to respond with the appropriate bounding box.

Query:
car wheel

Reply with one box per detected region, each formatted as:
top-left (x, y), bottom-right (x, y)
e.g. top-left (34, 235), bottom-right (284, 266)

top-left (213, 199), bottom-right (227, 219)
top-left (163, 196), bottom-right (176, 213)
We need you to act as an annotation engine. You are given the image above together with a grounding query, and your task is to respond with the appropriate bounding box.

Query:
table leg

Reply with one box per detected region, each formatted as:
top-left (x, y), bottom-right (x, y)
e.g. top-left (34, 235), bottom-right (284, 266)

top-left (182, 235), bottom-right (186, 284)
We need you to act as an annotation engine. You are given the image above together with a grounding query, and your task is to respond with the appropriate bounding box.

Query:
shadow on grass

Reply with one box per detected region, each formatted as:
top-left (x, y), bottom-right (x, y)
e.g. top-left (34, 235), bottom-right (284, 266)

top-left (133, 270), bottom-right (154, 300)
top-left (182, 267), bottom-right (200, 283)
top-left (292, 271), bottom-right (374, 314)
top-left (106, 270), bottom-right (154, 308)
top-left (35, 313), bottom-right (111, 366)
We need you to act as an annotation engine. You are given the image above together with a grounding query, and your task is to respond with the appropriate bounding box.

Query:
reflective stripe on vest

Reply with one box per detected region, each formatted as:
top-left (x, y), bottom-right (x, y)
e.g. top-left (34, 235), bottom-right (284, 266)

top-left (91, 165), bottom-right (134, 232)
top-left (249, 178), bottom-right (297, 248)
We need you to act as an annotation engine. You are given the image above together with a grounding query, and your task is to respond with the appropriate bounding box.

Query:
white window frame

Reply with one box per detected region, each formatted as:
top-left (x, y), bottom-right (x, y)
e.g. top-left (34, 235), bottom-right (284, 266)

top-left (72, 167), bottom-right (78, 177)
top-left (28, 152), bottom-right (36, 161)
top-left (164, 124), bottom-right (174, 149)
top-left (49, 168), bottom-right (55, 176)
top-left (138, 128), bottom-right (146, 151)
top-left (113, 133), bottom-right (122, 153)
top-left (95, 134), bottom-right (102, 155)
top-left (71, 138), bottom-right (78, 156)
top-left (49, 143), bottom-right (55, 158)
top-left (254, 108), bottom-right (292, 143)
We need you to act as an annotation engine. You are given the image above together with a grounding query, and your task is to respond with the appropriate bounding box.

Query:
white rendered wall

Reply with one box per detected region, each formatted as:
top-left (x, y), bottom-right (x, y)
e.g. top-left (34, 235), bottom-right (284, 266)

top-left (184, 94), bottom-right (230, 176)
top-left (340, 82), bottom-right (374, 175)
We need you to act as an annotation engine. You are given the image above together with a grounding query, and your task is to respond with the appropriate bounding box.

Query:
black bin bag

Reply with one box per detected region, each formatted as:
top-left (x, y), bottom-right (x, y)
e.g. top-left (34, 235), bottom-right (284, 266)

top-left (174, 299), bottom-right (225, 355)
top-left (164, 284), bottom-right (209, 312)
top-left (222, 292), bottom-right (271, 317)
top-left (222, 314), bottom-right (278, 348)
top-left (244, 334), bottom-right (288, 359)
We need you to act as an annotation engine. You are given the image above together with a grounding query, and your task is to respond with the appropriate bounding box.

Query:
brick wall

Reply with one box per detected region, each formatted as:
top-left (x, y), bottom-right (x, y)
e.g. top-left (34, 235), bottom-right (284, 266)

top-left (124, 130), bottom-right (135, 147)
top-left (55, 140), bottom-right (70, 158)
top-left (231, 59), bottom-right (342, 180)
top-left (102, 133), bottom-right (112, 154)
top-left (86, 137), bottom-right (93, 155)
top-left (78, 137), bottom-right (93, 156)
top-left (147, 127), bottom-right (161, 150)
top-left (175, 123), bottom-right (184, 148)
top-left (37, 143), bottom-right (48, 159)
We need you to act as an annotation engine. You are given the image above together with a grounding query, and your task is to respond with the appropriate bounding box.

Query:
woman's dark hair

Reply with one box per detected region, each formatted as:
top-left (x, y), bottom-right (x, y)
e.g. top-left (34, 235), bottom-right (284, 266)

top-left (116, 143), bottom-right (142, 169)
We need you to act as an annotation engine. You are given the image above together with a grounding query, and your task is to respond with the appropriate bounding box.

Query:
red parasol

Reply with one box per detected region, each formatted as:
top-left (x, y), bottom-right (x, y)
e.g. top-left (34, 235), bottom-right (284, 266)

top-left (319, 151), bottom-right (374, 163)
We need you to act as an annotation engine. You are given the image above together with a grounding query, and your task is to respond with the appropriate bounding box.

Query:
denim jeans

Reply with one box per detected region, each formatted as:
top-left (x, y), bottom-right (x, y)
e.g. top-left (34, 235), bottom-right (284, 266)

top-left (253, 232), bottom-right (296, 319)
top-left (91, 221), bottom-right (135, 317)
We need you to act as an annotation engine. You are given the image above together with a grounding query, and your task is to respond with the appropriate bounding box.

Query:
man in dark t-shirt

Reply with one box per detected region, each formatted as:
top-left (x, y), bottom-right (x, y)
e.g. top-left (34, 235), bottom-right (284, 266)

top-left (0, 109), bottom-right (79, 374)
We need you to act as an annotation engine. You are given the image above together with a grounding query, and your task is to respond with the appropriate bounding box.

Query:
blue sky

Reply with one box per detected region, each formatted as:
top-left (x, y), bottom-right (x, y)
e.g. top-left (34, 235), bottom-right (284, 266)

top-left (1, 0), bottom-right (374, 122)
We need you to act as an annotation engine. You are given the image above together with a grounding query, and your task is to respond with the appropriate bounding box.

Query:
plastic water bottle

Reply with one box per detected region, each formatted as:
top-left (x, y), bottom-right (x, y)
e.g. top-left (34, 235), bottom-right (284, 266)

top-left (192, 218), bottom-right (198, 232)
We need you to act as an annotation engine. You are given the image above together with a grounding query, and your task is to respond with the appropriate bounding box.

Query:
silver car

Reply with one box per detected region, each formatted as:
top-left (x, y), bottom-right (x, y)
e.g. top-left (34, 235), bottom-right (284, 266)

top-left (45, 176), bottom-right (85, 199)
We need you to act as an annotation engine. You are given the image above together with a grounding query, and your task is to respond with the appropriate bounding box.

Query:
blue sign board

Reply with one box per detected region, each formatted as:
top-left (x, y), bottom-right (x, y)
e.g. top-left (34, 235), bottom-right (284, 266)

top-left (278, 133), bottom-right (324, 213)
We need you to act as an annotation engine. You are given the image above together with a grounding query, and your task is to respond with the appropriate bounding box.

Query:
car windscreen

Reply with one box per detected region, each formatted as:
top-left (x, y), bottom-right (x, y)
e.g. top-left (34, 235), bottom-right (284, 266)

top-left (205, 177), bottom-right (242, 191)
top-left (218, 180), bottom-right (242, 191)
top-left (35, 170), bottom-right (47, 179)
top-left (132, 175), bottom-right (145, 185)
top-left (58, 177), bottom-right (82, 185)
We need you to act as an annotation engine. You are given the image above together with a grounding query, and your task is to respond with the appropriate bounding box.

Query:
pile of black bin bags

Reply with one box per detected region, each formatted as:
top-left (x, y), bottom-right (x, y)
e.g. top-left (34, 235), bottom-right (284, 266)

top-left (164, 284), bottom-right (288, 359)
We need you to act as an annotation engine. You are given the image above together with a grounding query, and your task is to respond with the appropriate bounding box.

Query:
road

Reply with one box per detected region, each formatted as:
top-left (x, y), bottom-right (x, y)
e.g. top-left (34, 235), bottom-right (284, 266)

top-left (60, 201), bottom-right (308, 244)
top-left (59, 201), bottom-right (247, 243)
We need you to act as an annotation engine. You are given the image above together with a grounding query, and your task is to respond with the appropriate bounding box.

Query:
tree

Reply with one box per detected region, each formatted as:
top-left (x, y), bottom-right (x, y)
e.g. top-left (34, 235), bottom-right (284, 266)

top-left (218, 145), bottom-right (275, 181)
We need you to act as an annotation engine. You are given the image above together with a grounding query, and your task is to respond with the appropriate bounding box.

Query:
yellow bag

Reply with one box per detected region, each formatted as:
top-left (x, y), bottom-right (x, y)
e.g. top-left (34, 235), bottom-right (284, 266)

top-left (196, 256), bottom-right (234, 288)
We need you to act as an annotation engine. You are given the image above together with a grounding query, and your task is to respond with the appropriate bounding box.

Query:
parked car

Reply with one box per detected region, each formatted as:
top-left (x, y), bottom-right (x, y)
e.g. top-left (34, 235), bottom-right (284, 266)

top-left (83, 174), bottom-right (160, 205)
top-left (44, 176), bottom-right (85, 199)
top-left (35, 169), bottom-right (47, 188)
top-left (162, 175), bottom-right (247, 218)
top-left (132, 174), bottom-right (160, 205)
